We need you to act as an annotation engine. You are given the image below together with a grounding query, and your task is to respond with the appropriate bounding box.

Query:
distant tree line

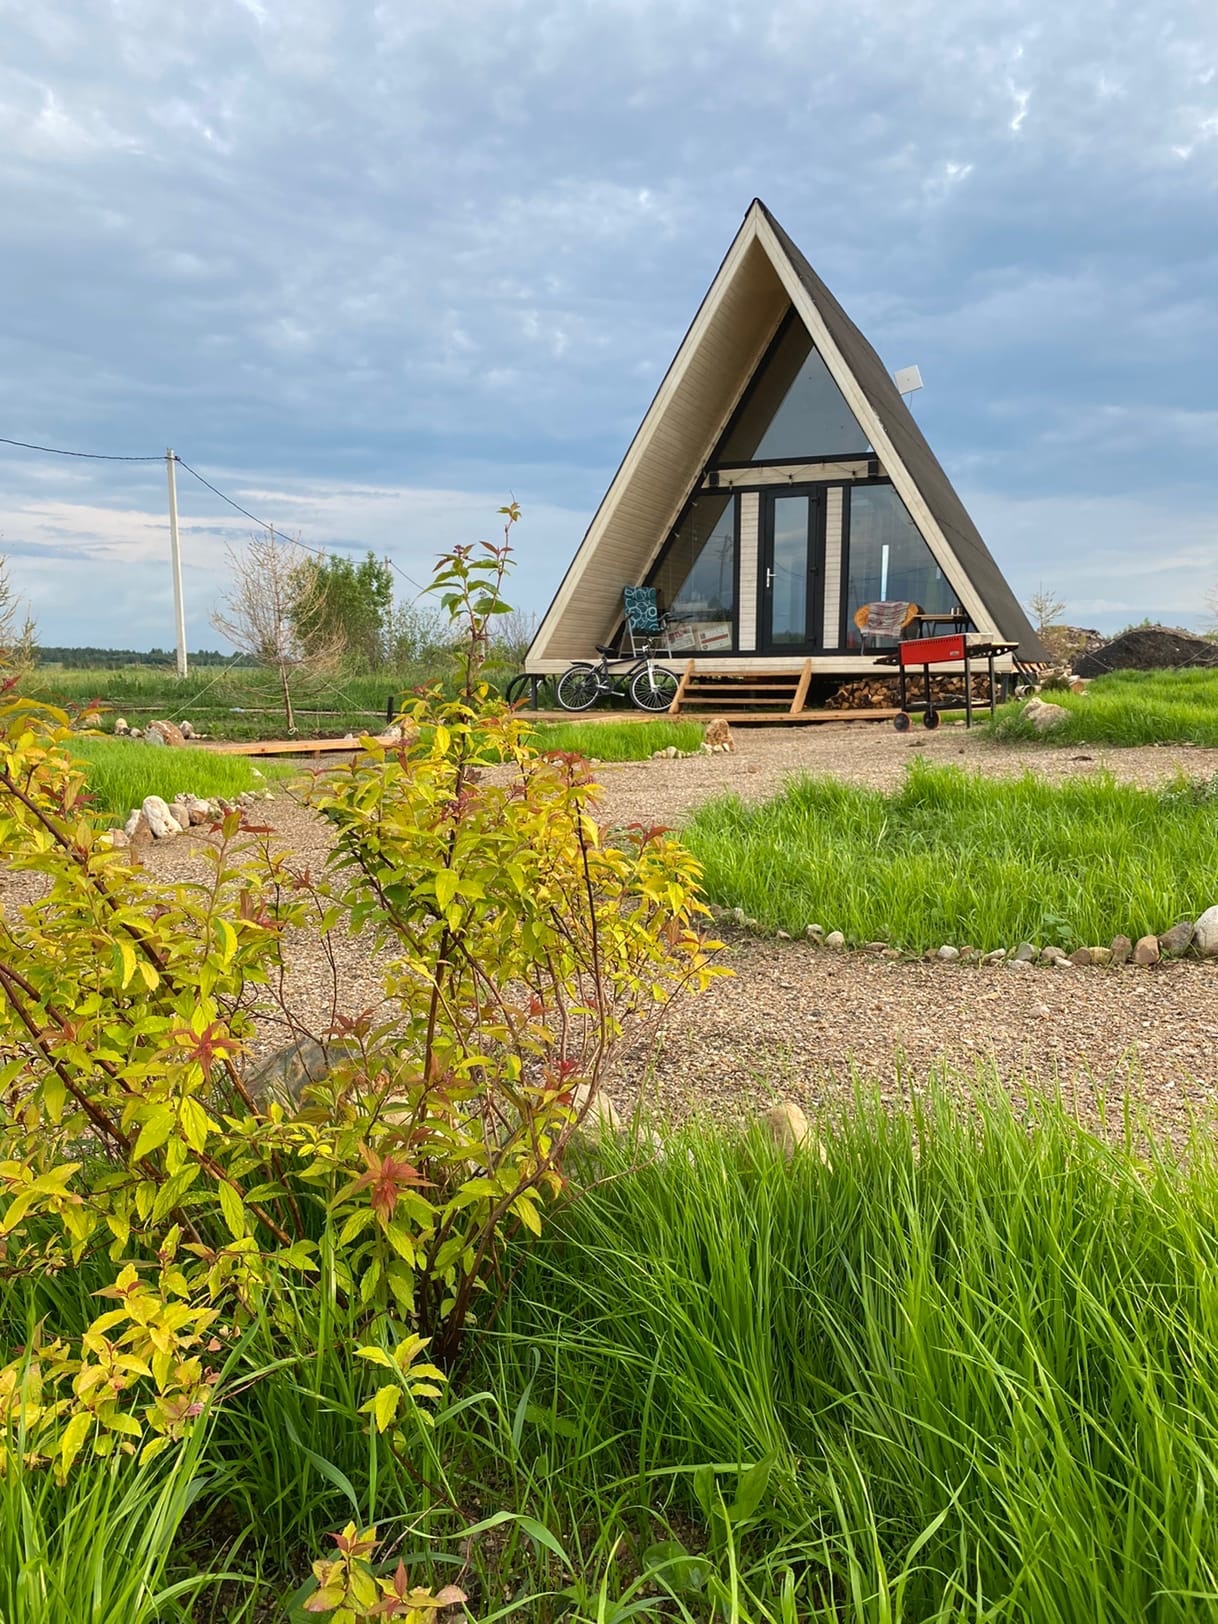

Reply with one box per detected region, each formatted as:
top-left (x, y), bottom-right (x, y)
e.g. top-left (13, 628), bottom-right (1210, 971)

top-left (34, 646), bottom-right (259, 668)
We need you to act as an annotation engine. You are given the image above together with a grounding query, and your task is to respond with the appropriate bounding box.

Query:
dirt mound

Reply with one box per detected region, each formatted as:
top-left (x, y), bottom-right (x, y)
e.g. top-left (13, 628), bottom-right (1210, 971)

top-left (1040, 624), bottom-right (1105, 665)
top-left (1075, 626), bottom-right (1218, 678)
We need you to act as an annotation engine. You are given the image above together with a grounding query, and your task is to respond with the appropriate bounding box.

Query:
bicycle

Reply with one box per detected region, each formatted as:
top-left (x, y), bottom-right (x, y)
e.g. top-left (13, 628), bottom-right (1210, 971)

top-left (501, 672), bottom-right (557, 709)
top-left (554, 645), bottom-right (679, 712)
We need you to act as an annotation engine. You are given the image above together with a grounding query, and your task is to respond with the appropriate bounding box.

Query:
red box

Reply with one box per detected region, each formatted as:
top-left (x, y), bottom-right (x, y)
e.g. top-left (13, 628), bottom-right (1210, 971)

top-left (897, 633), bottom-right (966, 666)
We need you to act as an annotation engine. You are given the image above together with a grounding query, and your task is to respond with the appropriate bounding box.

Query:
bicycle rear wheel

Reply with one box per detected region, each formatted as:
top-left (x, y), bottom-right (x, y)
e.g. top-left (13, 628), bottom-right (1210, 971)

top-left (629, 665), bottom-right (678, 711)
top-left (555, 664), bottom-right (603, 711)
top-left (503, 672), bottom-right (555, 709)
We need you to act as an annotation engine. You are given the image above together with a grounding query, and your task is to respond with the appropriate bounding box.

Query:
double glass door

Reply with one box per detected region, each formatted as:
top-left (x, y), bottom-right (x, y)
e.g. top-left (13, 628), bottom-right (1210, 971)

top-left (759, 490), bottom-right (824, 653)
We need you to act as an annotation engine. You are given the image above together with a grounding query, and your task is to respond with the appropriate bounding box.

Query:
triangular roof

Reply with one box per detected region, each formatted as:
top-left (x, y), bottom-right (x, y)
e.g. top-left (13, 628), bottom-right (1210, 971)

top-left (528, 199), bottom-right (1043, 665)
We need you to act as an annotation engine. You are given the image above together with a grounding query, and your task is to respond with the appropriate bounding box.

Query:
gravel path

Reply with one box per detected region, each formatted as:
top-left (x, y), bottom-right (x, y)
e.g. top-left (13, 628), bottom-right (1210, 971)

top-left (4, 725), bottom-right (1217, 1134)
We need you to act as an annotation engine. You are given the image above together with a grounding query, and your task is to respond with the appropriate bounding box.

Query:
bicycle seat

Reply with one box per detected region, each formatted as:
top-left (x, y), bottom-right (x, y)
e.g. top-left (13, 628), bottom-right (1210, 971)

top-left (595, 644), bottom-right (618, 658)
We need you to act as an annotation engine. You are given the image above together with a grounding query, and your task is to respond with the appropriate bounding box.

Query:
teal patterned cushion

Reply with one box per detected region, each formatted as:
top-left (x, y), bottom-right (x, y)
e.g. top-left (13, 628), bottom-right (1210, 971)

top-left (623, 586), bottom-right (661, 632)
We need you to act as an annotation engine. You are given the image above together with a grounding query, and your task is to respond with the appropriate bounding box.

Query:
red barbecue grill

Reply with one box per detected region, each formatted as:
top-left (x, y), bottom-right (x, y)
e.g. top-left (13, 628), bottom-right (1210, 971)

top-left (874, 630), bottom-right (1020, 731)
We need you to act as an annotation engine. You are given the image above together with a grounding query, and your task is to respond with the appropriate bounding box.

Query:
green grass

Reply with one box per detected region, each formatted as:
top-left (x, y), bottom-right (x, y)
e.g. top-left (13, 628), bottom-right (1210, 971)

top-left (480, 1088), bottom-right (1218, 1621)
top-left (529, 718), bottom-right (704, 760)
top-left (68, 737), bottom-right (298, 821)
top-left (682, 758), bottom-right (1218, 950)
top-left (989, 667), bottom-right (1218, 748)
top-left (11, 1087), bottom-right (1218, 1618)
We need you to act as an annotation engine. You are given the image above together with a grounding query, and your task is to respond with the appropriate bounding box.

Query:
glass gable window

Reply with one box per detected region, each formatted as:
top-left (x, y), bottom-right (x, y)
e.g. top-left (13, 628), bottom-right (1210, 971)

top-left (845, 485), bottom-right (958, 648)
top-left (649, 492), bottom-right (736, 654)
top-left (717, 315), bottom-right (870, 463)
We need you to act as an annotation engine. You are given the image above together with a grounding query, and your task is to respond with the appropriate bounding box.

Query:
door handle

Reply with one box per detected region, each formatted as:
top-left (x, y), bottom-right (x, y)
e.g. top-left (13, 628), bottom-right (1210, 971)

top-left (766, 567), bottom-right (774, 588)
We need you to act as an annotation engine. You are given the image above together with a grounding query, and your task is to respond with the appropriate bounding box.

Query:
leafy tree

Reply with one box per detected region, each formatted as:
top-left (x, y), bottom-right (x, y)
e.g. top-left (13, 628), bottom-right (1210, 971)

top-left (294, 551), bottom-right (394, 672)
top-left (210, 531), bottom-right (343, 733)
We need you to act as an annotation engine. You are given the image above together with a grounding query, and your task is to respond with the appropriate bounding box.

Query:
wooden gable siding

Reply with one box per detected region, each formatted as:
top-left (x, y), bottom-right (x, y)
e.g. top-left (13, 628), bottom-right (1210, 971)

top-left (531, 239), bottom-right (787, 664)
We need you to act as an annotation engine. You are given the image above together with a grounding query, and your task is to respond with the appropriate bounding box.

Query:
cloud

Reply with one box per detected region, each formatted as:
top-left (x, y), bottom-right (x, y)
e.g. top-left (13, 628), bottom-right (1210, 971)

top-left (0, 0), bottom-right (1214, 644)
top-left (0, 470), bottom-right (588, 648)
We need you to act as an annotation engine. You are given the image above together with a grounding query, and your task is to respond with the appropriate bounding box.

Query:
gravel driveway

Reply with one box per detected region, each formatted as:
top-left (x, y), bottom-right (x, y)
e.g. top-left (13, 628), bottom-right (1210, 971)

top-left (4, 723), bottom-right (1217, 1135)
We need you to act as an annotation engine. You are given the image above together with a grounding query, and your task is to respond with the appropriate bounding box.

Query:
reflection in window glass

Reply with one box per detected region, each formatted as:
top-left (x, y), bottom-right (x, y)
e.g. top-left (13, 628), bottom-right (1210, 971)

top-left (649, 493), bottom-right (736, 653)
top-left (768, 495), bottom-right (808, 647)
top-left (717, 316), bottom-right (870, 462)
top-left (845, 486), bottom-right (957, 648)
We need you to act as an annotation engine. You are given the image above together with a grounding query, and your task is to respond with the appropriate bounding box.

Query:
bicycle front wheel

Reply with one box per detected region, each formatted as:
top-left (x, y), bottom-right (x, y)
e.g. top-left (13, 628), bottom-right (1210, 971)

top-left (556, 664), bottom-right (603, 711)
top-left (629, 665), bottom-right (679, 711)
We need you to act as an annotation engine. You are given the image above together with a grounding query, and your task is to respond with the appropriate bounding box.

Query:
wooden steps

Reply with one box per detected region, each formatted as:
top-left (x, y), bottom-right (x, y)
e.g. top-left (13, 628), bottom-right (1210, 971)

top-left (669, 660), bottom-right (813, 717)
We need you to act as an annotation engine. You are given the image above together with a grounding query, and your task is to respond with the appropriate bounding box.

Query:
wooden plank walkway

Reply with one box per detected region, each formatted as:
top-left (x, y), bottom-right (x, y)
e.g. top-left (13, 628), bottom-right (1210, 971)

top-left (198, 706), bottom-right (901, 756)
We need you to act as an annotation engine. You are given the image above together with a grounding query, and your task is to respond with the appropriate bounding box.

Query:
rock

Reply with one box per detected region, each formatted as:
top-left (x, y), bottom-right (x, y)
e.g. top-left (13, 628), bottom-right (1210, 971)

top-left (700, 742), bottom-right (713, 755)
top-left (824, 930), bottom-right (845, 949)
top-left (188, 799), bottom-right (214, 826)
top-left (571, 1082), bottom-right (623, 1145)
top-left (144, 727), bottom-right (165, 746)
top-left (376, 721), bottom-right (418, 746)
top-left (146, 719), bottom-right (187, 748)
top-left (113, 717), bottom-right (129, 735)
top-left (128, 727), bottom-right (143, 738)
top-left (731, 907), bottom-right (746, 925)
top-left (1110, 935), bottom-right (1132, 965)
top-left (959, 947), bottom-right (980, 963)
top-left (742, 917), bottom-right (760, 932)
top-left (761, 1101), bottom-right (829, 1163)
top-left (141, 795), bottom-right (183, 839)
top-left (1158, 921), bottom-right (1195, 956)
top-left (703, 717), bottom-right (736, 754)
top-left (1087, 946), bottom-right (1114, 967)
top-left (1004, 956), bottom-right (1031, 971)
top-left (179, 720), bottom-right (195, 739)
top-left (1069, 948), bottom-right (1093, 967)
top-left (1012, 942), bottom-right (1038, 963)
top-left (1193, 906), bottom-right (1218, 957)
top-left (96, 828), bottom-right (130, 850)
top-left (936, 945), bottom-right (959, 961)
top-left (123, 808), bottom-right (149, 842)
top-left (805, 924), bottom-right (824, 940)
top-left (1133, 935), bottom-right (1160, 966)
top-left (983, 949), bottom-right (1007, 963)
top-left (881, 947), bottom-right (902, 959)
top-left (245, 1037), bottom-right (362, 1109)
top-left (1039, 946), bottom-right (1062, 963)
top-left (775, 929), bottom-right (791, 940)
top-left (865, 941), bottom-right (888, 952)
top-left (1021, 697), bottom-right (1070, 733)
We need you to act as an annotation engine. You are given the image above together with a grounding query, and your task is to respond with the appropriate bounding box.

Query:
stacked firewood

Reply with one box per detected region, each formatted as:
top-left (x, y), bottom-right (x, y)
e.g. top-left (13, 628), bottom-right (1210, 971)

top-left (825, 673), bottom-right (996, 710)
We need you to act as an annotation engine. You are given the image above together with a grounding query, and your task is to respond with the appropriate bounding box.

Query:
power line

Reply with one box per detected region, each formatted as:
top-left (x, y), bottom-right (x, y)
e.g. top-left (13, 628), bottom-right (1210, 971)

top-left (1, 433), bottom-right (430, 597)
top-left (0, 435), bottom-right (162, 462)
top-left (173, 456), bottom-right (428, 593)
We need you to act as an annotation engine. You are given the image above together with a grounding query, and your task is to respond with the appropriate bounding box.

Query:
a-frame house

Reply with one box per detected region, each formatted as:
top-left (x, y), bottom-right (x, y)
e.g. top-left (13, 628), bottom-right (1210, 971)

top-left (526, 200), bottom-right (1043, 691)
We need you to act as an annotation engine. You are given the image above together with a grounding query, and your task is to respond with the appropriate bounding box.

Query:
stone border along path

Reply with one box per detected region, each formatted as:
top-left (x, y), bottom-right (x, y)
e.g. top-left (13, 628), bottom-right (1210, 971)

top-left (4, 723), bottom-right (1216, 1137)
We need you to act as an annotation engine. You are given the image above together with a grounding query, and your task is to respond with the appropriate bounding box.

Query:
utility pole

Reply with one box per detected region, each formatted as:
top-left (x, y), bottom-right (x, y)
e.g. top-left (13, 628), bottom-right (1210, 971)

top-left (165, 449), bottom-right (188, 678)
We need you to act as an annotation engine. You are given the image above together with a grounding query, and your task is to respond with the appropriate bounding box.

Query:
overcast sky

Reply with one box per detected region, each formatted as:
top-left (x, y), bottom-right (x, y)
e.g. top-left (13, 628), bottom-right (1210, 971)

top-left (1, 0), bottom-right (1216, 650)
